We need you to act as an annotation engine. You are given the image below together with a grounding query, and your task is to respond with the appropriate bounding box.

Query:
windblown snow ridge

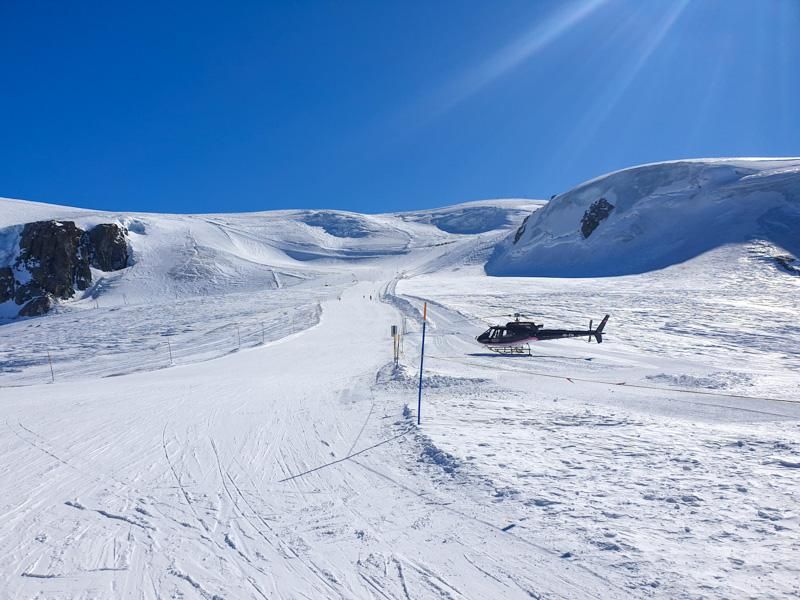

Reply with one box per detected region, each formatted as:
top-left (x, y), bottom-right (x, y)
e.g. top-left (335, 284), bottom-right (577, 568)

top-left (486, 158), bottom-right (800, 277)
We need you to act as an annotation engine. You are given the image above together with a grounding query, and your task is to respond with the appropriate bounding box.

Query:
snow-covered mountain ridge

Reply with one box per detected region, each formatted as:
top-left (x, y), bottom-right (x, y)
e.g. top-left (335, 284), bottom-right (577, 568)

top-left (2, 165), bottom-right (799, 599)
top-left (0, 197), bottom-right (537, 385)
top-left (487, 158), bottom-right (800, 277)
top-left (0, 198), bottom-right (539, 321)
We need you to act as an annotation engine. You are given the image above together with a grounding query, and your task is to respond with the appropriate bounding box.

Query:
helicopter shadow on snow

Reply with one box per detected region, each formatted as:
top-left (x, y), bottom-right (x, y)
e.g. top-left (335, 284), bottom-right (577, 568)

top-left (466, 352), bottom-right (594, 361)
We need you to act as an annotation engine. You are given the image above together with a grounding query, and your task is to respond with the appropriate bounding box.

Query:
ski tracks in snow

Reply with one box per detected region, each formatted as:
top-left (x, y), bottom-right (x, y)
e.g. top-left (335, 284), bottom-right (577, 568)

top-left (1, 279), bottom-right (626, 599)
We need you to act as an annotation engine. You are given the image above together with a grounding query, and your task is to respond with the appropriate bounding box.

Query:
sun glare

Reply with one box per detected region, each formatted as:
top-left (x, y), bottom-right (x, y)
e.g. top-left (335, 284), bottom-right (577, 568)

top-left (433, 0), bottom-right (609, 116)
top-left (552, 0), bottom-right (691, 168)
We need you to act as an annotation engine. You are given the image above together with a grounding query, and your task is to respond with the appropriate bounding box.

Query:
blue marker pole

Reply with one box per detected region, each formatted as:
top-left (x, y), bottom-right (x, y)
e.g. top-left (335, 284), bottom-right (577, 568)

top-left (417, 302), bottom-right (427, 425)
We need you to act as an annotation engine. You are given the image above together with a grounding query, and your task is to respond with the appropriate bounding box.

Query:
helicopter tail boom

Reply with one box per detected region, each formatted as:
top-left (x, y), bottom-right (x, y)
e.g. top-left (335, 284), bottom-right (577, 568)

top-left (593, 314), bottom-right (610, 343)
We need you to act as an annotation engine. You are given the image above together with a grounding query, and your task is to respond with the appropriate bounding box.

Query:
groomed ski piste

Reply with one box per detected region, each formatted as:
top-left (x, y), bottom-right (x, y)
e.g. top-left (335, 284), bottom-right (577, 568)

top-left (1, 158), bottom-right (799, 599)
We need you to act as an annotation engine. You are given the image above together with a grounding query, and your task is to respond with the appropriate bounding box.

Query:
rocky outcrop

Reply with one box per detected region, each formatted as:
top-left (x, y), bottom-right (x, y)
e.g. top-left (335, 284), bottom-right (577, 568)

top-left (87, 223), bottom-right (129, 271)
top-left (580, 198), bottom-right (615, 239)
top-left (14, 221), bottom-right (91, 304)
top-left (18, 295), bottom-right (53, 317)
top-left (0, 267), bottom-right (14, 304)
top-left (1, 220), bottom-right (130, 318)
top-left (775, 254), bottom-right (800, 275)
top-left (513, 214), bottom-right (532, 244)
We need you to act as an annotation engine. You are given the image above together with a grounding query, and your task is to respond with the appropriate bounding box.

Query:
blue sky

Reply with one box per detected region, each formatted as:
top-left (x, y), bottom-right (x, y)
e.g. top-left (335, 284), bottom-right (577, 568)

top-left (1, 0), bottom-right (798, 214)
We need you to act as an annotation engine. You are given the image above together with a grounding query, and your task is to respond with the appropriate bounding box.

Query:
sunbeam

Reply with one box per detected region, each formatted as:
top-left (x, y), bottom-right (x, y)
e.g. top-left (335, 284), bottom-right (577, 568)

top-left (551, 0), bottom-right (691, 169)
top-left (343, 0), bottom-right (610, 165)
top-left (429, 0), bottom-right (608, 117)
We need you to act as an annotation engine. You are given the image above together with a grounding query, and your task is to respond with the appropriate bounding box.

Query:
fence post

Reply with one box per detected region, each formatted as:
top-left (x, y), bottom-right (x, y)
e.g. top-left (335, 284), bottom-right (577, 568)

top-left (261, 322), bottom-right (265, 344)
top-left (236, 324), bottom-right (241, 349)
top-left (46, 349), bottom-right (55, 383)
top-left (166, 339), bottom-right (173, 365)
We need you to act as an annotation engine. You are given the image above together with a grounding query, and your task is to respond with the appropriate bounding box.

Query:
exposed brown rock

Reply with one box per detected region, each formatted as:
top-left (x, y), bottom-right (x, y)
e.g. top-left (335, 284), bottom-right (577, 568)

top-left (87, 223), bottom-right (129, 271)
top-left (580, 198), bottom-right (615, 239)
top-left (18, 295), bottom-right (53, 317)
top-left (1, 220), bottom-right (130, 317)
top-left (0, 266), bottom-right (14, 304)
top-left (15, 220), bottom-right (91, 300)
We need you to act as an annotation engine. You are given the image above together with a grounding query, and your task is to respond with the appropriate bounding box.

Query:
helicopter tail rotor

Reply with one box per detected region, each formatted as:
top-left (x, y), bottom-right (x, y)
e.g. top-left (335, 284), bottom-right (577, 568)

top-left (592, 314), bottom-right (610, 343)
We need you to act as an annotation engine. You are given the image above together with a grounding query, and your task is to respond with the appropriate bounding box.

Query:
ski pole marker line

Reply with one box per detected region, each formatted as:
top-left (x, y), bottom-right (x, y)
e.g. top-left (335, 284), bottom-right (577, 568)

top-left (418, 302), bottom-right (427, 425)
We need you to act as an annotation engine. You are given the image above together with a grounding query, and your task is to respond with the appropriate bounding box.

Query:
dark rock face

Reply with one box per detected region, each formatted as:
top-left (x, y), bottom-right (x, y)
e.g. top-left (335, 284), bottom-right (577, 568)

top-left (87, 224), bottom-right (129, 271)
top-left (581, 198), bottom-right (615, 239)
top-left (0, 267), bottom-right (14, 303)
top-left (14, 221), bottom-right (91, 302)
top-left (775, 255), bottom-right (800, 275)
top-left (513, 215), bottom-right (531, 244)
top-left (18, 295), bottom-right (53, 317)
top-left (1, 220), bottom-right (130, 318)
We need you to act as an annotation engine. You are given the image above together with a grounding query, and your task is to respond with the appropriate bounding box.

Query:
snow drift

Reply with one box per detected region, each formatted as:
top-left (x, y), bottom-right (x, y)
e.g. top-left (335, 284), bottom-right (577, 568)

top-left (400, 200), bottom-right (540, 234)
top-left (486, 158), bottom-right (800, 277)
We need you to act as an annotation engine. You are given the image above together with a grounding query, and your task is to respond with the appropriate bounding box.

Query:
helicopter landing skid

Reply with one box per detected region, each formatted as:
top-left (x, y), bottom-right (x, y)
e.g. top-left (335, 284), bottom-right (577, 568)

top-left (489, 344), bottom-right (531, 356)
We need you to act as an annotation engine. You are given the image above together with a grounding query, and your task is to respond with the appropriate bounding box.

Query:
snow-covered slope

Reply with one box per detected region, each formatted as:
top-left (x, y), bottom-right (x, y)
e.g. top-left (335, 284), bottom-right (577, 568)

top-left (0, 198), bottom-right (533, 383)
top-left (0, 196), bottom-right (97, 228)
top-left (487, 158), bottom-right (800, 277)
top-left (400, 199), bottom-right (543, 234)
top-left (1, 186), bottom-right (799, 599)
top-left (1, 198), bottom-right (540, 316)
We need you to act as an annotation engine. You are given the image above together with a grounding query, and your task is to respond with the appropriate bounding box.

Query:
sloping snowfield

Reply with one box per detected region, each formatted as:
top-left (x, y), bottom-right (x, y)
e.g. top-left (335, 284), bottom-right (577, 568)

top-left (1, 160), bottom-right (799, 599)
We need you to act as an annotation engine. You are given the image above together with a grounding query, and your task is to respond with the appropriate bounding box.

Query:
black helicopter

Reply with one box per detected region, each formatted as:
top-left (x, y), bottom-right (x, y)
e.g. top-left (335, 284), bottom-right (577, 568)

top-left (476, 313), bottom-right (610, 355)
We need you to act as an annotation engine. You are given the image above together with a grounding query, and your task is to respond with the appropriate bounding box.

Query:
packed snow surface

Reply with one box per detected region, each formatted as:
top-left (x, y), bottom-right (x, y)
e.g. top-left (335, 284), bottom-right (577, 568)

top-left (487, 158), bottom-right (800, 276)
top-left (1, 165), bottom-right (799, 599)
